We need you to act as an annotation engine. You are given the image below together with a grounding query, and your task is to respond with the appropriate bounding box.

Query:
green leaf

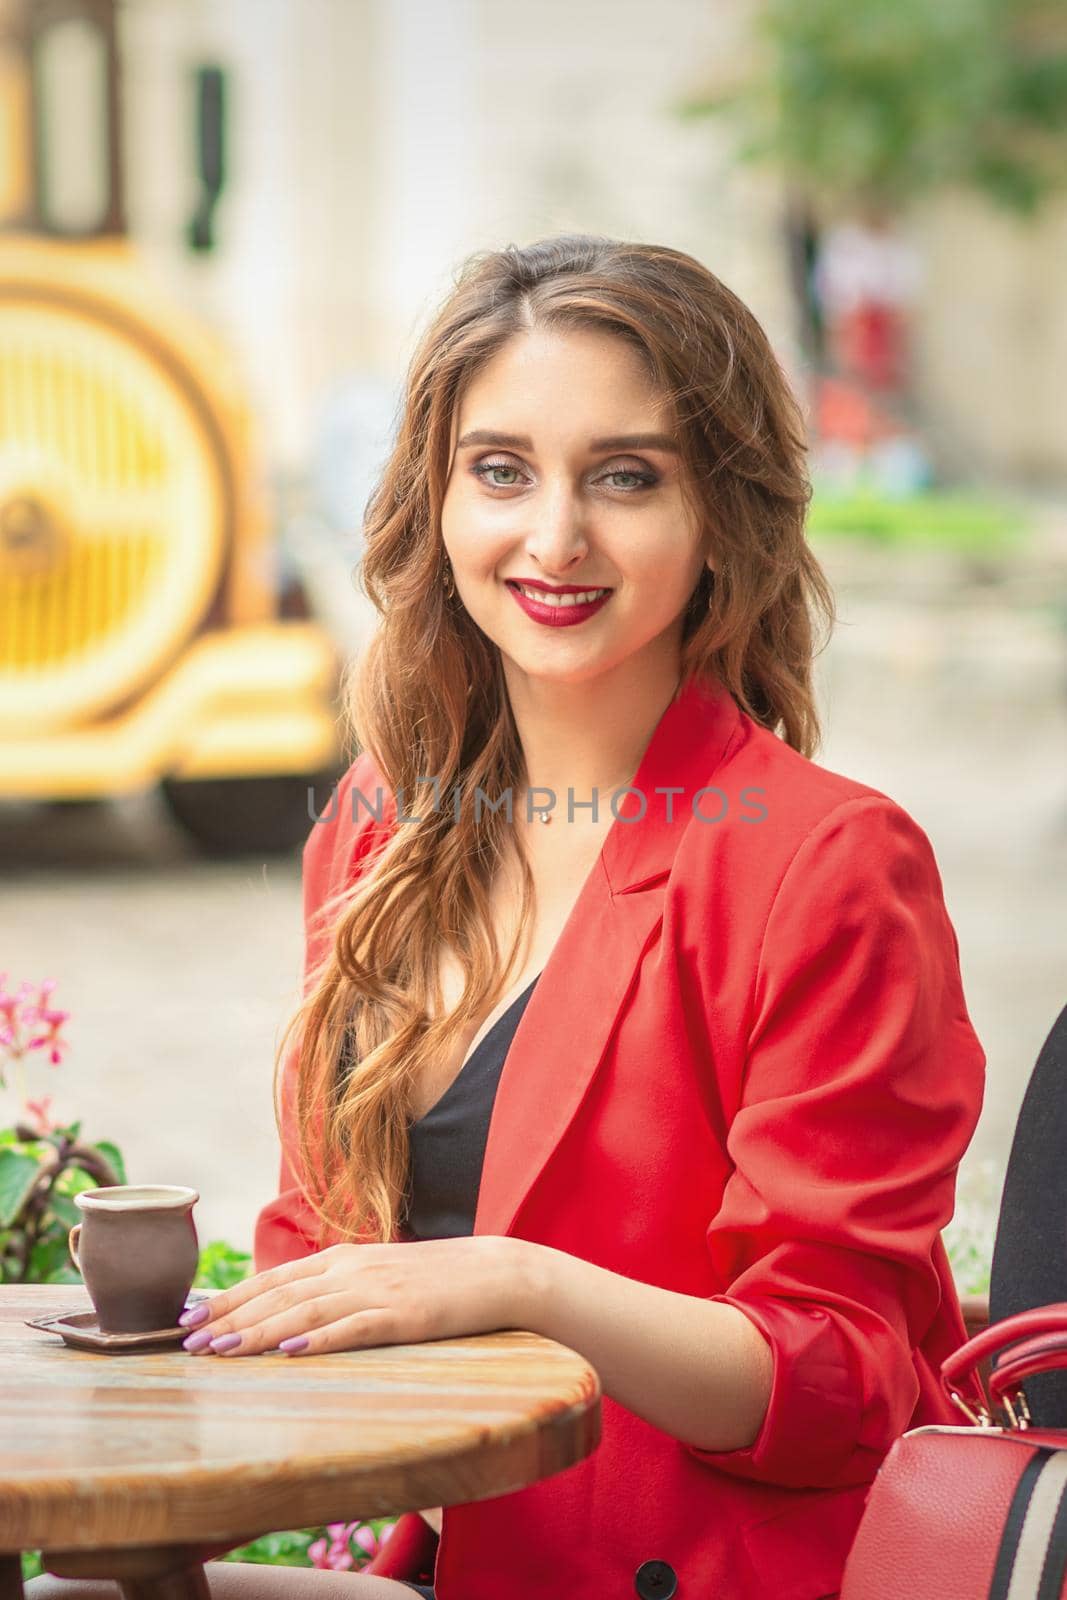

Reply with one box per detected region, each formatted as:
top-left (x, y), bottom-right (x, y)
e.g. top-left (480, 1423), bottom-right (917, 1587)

top-left (44, 1263), bottom-right (82, 1286)
top-left (195, 1239), bottom-right (254, 1290)
top-left (91, 1141), bottom-right (126, 1184)
top-left (2, 1134), bottom-right (49, 1162)
top-left (222, 1529), bottom-right (319, 1565)
top-left (47, 1193), bottom-right (81, 1229)
top-left (0, 1147), bottom-right (43, 1228)
top-left (57, 1166), bottom-right (104, 1199)
top-left (28, 1230), bottom-right (77, 1285)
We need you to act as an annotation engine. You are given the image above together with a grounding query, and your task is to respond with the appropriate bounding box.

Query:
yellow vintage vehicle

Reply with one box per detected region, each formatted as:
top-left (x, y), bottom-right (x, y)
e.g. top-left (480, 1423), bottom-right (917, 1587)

top-left (0, 0), bottom-right (345, 852)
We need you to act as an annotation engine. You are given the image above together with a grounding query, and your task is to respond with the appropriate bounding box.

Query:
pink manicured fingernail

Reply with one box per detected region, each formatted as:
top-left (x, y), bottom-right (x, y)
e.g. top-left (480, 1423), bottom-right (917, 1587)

top-left (179, 1304), bottom-right (210, 1328)
top-left (209, 1333), bottom-right (242, 1353)
top-left (183, 1328), bottom-right (213, 1352)
top-left (279, 1335), bottom-right (309, 1353)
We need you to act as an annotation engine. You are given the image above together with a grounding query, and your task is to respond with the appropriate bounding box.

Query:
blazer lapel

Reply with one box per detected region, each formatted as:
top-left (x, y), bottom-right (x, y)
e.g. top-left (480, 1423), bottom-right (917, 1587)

top-left (474, 673), bottom-right (741, 1238)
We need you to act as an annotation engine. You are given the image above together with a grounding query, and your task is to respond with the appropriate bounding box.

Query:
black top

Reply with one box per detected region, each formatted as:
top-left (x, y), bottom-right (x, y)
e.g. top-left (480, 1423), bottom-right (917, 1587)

top-left (402, 973), bottom-right (541, 1240)
top-left (336, 974), bottom-right (542, 1243)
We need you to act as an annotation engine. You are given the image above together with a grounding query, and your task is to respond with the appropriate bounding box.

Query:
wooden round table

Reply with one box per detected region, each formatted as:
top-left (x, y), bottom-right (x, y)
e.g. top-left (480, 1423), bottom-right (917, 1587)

top-left (1, 1286), bottom-right (601, 1600)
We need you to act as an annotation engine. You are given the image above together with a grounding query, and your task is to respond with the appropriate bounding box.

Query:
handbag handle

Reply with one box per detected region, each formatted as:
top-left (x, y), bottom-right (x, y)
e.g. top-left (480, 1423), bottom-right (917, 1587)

top-left (941, 1302), bottom-right (1067, 1427)
top-left (989, 1329), bottom-right (1067, 1408)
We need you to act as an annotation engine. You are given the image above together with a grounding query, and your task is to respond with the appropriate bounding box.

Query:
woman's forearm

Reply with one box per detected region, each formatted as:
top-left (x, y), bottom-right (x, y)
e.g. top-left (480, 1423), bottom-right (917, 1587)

top-left (508, 1238), bottom-right (774, 1454)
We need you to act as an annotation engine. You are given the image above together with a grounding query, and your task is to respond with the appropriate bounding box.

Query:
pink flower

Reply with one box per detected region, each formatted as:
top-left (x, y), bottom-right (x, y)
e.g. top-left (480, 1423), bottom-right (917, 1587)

top-left (308, 1536), bottom-right (353, 1571)
top-left (307, 1539), bottom-right (330, 1569)
top-left (308, 1522), bottom-right (395, 1570)
top-left (353, 1525), bottom-right (379, 1557)
top-left (307, 1523), bottom-right (359, 1571)
top-left (0, 976), bottom-right (70, 1093)
top-left (27, 1014), bottom-right (70, 1066)
top-left (353, 1522), bottom-right (396, 1559)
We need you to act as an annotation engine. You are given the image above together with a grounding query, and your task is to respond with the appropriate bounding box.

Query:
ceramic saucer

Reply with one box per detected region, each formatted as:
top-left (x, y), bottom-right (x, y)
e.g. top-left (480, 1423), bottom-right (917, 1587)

top-left (26, 1291), bottom-right (210, 1353)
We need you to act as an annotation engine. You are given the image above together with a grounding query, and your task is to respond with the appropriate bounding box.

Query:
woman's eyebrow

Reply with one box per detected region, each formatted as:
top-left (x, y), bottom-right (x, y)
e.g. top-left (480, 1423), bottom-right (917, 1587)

top-left (455, 428), bottom-right (680, 454)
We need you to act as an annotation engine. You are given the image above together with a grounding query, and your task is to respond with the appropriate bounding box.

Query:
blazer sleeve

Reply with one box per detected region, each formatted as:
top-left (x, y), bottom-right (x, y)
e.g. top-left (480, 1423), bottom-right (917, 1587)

top-left (252, 755), bottom-right (389, 1273)
top-left (688, 795), bottom-right (986, 1489)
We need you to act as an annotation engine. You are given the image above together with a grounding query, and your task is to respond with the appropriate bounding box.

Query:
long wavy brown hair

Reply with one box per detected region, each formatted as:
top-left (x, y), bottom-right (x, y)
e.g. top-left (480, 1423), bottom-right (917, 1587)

top-left (274, 233), bottom-right (836, 1248)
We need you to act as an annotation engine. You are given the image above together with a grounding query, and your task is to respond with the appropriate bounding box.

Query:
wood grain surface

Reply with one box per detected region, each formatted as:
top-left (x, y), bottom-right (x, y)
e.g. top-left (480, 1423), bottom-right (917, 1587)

top-left (0, 1286), bottom-right (602, 1552)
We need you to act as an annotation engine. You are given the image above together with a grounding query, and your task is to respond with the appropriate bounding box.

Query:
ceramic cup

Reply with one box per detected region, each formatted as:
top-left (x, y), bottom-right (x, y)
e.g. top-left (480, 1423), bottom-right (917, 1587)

top-left (68, 1184), bottom-right (200, 1334)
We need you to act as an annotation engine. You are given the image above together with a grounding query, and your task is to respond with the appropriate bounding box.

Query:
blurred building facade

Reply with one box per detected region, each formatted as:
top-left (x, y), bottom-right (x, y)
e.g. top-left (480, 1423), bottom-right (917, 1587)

top-left (120, 0), bottom-right (798, 477)
top-left (119, 0), bottom-right (1066, 488)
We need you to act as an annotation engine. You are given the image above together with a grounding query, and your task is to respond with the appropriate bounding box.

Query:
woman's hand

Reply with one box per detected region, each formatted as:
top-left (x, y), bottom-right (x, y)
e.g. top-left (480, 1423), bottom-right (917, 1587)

top-left (179, 1235), bottom-right (533, 1358)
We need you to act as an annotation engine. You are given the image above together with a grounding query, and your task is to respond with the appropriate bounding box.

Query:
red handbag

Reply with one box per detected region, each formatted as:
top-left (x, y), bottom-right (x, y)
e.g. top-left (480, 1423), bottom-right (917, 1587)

top-left (841, 1303), bottom-right (1067, 1599)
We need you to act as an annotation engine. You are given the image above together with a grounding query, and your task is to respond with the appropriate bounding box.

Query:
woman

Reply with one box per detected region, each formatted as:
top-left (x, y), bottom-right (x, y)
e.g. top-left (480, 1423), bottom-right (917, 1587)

top-left (29, 234), bottom-right (986, 1600)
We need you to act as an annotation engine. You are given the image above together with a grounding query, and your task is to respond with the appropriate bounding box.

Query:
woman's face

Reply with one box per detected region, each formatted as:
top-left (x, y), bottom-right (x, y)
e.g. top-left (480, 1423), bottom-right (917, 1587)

top-left (440, 327), bottom-right (714, 692)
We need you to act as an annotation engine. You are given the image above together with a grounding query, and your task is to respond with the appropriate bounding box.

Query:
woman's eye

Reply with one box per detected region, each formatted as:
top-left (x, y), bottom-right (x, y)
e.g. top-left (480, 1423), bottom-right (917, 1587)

top-left (604, 469), bottom-right (656, 490)
top-left (470, 460), bottom-right (657, 492)
top-left (471, 461), bottom-right (523, 488)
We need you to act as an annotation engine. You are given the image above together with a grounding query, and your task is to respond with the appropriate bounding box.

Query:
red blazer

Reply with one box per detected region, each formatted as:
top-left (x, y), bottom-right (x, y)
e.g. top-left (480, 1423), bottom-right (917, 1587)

top-left (254, 673), bottom-right (986, 1600)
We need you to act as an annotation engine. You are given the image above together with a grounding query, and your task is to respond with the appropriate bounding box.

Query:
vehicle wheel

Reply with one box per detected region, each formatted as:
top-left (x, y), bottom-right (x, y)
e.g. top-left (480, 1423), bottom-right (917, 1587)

top-left (160, 770), bottom-right (343, 856)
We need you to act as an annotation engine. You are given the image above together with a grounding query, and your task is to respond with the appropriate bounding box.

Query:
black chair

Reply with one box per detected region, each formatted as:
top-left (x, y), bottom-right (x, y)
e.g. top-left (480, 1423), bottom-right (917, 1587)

top-left (988, 1001), bottom-right (1067, 1426)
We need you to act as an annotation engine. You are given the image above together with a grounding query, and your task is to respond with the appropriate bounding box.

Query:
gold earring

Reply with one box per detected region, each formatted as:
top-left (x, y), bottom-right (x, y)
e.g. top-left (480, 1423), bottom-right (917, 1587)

top-left (442, 560), bottom-right (456, 599)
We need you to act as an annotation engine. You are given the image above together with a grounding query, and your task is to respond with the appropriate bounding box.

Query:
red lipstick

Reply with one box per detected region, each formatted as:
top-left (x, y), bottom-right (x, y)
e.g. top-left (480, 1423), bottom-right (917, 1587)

top-left (505, 579), bottom-right (613, 629)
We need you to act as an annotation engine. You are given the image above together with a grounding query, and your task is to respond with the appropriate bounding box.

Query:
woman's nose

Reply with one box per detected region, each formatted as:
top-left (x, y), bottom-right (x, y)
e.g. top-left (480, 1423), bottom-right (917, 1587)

top-left (522, 482), bottom-right (589, 570)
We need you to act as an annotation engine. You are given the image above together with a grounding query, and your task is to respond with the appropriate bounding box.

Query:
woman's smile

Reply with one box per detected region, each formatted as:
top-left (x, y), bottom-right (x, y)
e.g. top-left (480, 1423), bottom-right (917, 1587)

top-left (505, 578), bottom-right (613, 627)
